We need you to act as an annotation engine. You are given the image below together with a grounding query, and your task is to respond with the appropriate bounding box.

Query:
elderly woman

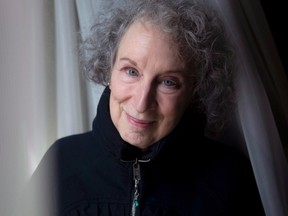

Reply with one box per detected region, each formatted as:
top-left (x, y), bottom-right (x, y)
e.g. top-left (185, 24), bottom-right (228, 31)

top-left (20, 0), bottom-right (265, 215)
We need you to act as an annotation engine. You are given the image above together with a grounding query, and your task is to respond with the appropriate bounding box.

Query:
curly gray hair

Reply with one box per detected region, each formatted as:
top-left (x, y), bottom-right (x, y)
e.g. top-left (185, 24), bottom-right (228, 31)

top-left (79, 0), bottom-right (236, 132)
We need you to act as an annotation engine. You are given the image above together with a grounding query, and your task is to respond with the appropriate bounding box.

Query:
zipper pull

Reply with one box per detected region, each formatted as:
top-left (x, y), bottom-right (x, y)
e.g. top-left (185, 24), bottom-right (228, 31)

top-left (131, 159), bottom-right (141, 216)
top-left (133, 159), bottom-right (141, 182)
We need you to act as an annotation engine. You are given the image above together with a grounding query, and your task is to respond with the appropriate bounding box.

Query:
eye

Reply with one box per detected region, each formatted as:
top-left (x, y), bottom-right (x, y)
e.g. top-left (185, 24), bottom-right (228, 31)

top-left (162, 79), bottom-right (177, 87)
top-left (158, 77), bottom-right (181, 93)
top-left (127, 68), bottom-right (139, 77)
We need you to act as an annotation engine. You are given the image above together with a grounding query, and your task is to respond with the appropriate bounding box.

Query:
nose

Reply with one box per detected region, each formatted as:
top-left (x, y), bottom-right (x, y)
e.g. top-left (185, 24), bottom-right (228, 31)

top-left (135, 82), bottom-right (157, 113)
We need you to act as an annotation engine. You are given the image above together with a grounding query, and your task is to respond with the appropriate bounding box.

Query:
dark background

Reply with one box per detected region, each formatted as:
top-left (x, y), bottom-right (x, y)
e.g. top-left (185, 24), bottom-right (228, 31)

top-left (260, 1), bottom-right (288, 157)
top-left (260, 1), bottom-right (288, 78)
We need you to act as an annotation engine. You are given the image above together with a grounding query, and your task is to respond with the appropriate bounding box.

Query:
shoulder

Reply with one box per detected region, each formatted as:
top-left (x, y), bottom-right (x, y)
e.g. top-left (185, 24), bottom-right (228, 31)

top-left (47, 131), bottom-right (95, 158)
top-left (198, 138), bottom-right (264, 215)
top-left (15, 131), bottom-right (95, 216)
top-left (32, 131), bottom-right (96, 177)
top-left (200, 137), bottom-right (253, 187)
top-left (202, 136), bottom-right (249, 165)
top-left (54, 131), bottom-right (94, 149)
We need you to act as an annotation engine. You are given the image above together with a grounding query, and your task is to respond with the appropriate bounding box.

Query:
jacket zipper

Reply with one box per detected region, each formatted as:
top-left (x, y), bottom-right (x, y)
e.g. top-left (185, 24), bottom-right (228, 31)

top-left (131, 159), bottom-right (141, 216)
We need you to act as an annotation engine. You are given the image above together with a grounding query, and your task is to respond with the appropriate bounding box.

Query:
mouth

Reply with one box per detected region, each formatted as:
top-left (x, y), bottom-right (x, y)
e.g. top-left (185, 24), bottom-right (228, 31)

top-left (126, 112), bottom-right (155, 129)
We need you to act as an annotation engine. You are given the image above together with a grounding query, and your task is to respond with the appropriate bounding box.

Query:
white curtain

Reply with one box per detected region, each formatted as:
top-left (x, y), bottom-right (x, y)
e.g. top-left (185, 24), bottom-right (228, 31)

top-left (0, 0), bottom-right (92, 215)
top-left (209, 1), bottom-right (288, 215)
top-left (0, 0), bottom-right (56, 215)
top-left (0, 0), bottom-right (287, 216)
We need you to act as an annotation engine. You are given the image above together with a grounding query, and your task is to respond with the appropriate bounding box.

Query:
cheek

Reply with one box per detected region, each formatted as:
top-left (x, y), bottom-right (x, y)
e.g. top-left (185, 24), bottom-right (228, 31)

top-left (109, 85), bottom-right (130, 106)
top-left (109, 83), bottom-right (131, 127)
top-left (162, 93), bottom-right (191, 116)
top-left (109, 83), bottom-right (123, 124)
top-left (157, 102), bottom-right (185, 139)
top-left (109, 92), bottom-right (124, 131)
top-left (110, 74), bottom-right (125, 99)
top-left (110, 70), bottom-right (130, 95)
top-left (158, 99), bottom-right (187, 131)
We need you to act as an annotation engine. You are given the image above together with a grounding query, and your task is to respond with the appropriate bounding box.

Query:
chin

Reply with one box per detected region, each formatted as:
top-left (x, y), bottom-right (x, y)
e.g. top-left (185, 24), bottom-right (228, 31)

top-left (121, 131), bottom-right (152, 150)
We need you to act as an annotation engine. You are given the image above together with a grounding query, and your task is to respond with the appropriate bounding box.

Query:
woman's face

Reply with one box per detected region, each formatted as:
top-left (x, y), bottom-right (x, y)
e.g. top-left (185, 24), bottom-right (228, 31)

top-left (109, 20), bottom-right (193, 150)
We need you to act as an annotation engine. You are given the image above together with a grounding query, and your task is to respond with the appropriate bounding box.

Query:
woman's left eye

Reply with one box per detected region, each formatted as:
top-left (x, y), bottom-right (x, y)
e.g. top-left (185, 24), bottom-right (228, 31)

top-left (162, 79), bottom-right (177, 87)
top-left (127, 68), bottom-right (139, 76)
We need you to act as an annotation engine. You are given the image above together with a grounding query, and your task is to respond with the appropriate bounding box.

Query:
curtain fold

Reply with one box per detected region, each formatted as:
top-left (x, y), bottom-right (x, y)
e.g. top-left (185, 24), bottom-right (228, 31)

top-left (75, 0), bottom-right (110, 125)
top-left (54, 0), bottom-right (90, 138)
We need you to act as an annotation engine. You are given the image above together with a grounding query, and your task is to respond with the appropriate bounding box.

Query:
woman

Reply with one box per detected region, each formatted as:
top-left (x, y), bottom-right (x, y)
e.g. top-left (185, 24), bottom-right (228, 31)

top-left (19, 0), bottom-right (265, 215)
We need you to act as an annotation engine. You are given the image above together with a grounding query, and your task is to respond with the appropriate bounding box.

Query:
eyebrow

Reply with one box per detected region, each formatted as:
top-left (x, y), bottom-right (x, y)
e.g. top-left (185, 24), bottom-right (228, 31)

top-left (119, 57), bottom-right (186, 74)
top-left (119, 57), bottom-right (138, 66)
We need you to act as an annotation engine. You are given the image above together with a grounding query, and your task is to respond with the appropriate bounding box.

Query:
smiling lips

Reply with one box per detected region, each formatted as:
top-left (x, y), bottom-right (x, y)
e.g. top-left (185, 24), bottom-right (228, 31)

top-left (126, 112), bottom-right (155, 129)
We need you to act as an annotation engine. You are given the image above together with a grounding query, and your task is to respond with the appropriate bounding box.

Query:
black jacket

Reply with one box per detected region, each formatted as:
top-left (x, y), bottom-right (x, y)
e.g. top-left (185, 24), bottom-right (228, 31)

top-left (20, 87), bottom-right (265, 216)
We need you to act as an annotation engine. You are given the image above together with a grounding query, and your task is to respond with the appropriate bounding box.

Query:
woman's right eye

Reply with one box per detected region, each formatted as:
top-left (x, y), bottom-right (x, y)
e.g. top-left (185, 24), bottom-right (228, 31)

top-left (126, 68), bottom-right (139, 77)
